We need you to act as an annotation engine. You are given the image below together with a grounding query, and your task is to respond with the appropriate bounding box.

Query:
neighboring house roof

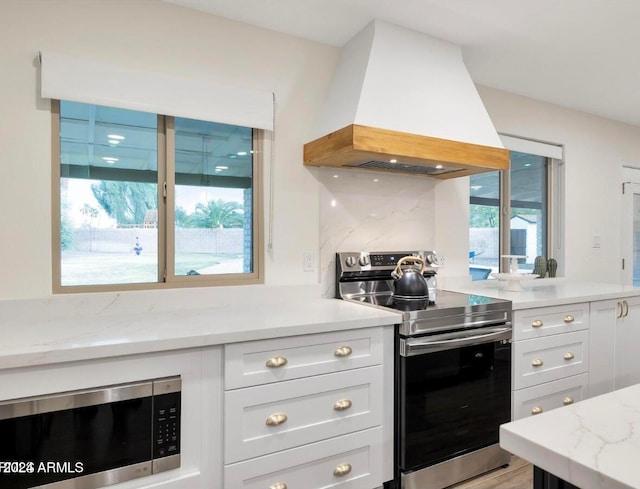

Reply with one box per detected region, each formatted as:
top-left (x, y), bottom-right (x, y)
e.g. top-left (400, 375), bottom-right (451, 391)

top-left (511, 214), bottom-right (537, 224)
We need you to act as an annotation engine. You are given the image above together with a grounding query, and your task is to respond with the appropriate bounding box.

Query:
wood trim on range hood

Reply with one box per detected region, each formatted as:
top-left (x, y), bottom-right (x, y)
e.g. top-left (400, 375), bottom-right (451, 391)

top-left (304, 124), bottom-right (510, 179)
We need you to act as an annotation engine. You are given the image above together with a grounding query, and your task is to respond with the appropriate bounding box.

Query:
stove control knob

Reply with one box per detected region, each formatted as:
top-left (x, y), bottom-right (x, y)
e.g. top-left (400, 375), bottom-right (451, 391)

top-left (424, 253), bottom-right (438, 265)
top-left (359, 255), bottom-right (370, 266)
top-left (345, 256), bottom-right (356, 267)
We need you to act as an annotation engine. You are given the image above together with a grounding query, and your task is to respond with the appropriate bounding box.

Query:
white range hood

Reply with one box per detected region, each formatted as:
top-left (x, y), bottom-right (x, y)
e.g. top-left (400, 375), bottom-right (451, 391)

top-left (304, 20), bottom-right (509, 178)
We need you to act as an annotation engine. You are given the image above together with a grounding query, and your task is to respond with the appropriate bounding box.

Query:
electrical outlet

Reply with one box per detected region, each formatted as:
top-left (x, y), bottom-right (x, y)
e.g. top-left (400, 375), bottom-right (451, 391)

top-left (438, 255), bottom-right (446, 267)
top-left (303, 252), bottom-right (315, 272)
top-left (593, 235), bottom-right (601, 248)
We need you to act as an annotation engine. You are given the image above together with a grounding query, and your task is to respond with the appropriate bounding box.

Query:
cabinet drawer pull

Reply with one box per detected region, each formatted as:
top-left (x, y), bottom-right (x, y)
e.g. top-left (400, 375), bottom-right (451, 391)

top-left (265, 356), bottom-right (288, 368)
top-left (265, 413), bottom-right (288, 426)
top-left (333, 463), bottom-right (352, 477)
top-left (333, 399), bottom-right (353, 411)
top-left (564, 315), bottom-right (575, 323)
top-left (563, 396), bottom-right (574, 405)
top-left (623, 300), bottom-right (629, 318)
top-left (269, 484), bottom-right (287, 489)
top-left (532, 319), bottom-right (544, 328)
top-left (617, 302), bottom-right (623, 319)
top-left (334, 346), bottom-right (353, 357)
top-left (531, 406), bottom-right (543, 415)
top-left (564, 352), bottom-right (575, 361)
top-left (532, 358), bottom-right (544, 367)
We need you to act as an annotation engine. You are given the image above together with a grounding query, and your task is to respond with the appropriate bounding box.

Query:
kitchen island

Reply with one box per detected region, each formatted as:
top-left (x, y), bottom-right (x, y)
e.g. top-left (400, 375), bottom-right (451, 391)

top-left (500, 382), bottom-right (640, 489)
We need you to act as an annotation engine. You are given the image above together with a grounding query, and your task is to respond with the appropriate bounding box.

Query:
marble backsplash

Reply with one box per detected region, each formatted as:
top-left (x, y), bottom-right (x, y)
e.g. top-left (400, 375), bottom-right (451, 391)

top-left (318, 167), bottom-right (437, 297)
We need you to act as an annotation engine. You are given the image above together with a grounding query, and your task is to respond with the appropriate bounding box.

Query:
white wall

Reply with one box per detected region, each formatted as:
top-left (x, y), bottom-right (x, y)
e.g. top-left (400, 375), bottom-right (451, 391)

top-left (3, 1), bottom-right (640, 300)
top-left (0, 1), bottom-right (337, 299)
top-left (478, 86), bottom-right (640, 284)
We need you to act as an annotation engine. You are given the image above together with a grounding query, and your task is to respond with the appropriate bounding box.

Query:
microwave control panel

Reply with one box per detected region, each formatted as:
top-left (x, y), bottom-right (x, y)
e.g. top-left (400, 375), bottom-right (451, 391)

top-left (153, 389), bottom-right (181, 459)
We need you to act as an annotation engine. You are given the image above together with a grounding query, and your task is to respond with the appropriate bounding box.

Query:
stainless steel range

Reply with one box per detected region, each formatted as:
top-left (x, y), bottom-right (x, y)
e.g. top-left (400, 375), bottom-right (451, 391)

top-left (336, 251), bottom-right (513, 489)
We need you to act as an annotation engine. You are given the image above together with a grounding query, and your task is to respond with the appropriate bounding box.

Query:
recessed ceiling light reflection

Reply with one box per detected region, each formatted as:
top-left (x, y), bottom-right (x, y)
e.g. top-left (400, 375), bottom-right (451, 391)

top-left (331, 199), bottom-right (337, 207)
top-left (107, 134), bottom-right (125, 140)
top-left (333, 174), bottom-right (339, 178)
top-left (435, 165), bottom-right (444, 169)
top-left (236, 151), bottom-right (248, 156)
top-left (102, 157), bottom-right (118, 163)
top-left (373, 178), bottom-right (379, 182)
top-left (108, 139), bottom-right (120, 145)
top-left (390, 159), bottom-right (398, 163)
top-left (215, 166), bottom-right (229, 170)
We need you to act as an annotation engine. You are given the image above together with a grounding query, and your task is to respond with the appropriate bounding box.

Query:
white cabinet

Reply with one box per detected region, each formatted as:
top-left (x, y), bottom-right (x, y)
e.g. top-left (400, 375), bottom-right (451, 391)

top-left (224, 429), bottom-right (383, 489)
top-left (589, 296), bottom-right (640, 397)
top-left (511, 303), bottom-right (589, 420)
top-left (225, 328), bottom-right (383, 389)
top-left (512, 373), bottom-right (588, 419)
top-left (222, 327), bottom-right (393, 489)
top-left (513, 303), bottom-right (589, 341)
top-left (513, 330), bottom-right (588, 389)
top-left (224, 366), bottom-right (383, 463)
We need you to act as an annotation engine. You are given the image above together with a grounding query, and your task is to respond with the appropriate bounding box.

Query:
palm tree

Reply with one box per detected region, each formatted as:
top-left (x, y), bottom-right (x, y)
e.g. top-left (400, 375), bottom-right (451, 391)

top-left (184, 199), bottom-right (244, 228)
top-left (80, 204), bottom-right (99, 224)
top-left (91, 181), bottom-right (157, 226)
top-left (80, 203), bottom-right (99, 251)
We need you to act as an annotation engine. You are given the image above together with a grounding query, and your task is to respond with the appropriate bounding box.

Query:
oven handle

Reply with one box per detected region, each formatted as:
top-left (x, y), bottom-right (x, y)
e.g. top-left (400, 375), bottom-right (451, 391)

top-left (400, 325), bottom-right (512, 356)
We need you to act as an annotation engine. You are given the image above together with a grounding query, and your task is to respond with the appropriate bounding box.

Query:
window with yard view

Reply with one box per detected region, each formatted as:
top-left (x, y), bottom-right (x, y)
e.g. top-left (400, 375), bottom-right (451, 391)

top-left (469, 140), bottom-right (562, 280)
top-left (54, 100), bottom-right (263, 290)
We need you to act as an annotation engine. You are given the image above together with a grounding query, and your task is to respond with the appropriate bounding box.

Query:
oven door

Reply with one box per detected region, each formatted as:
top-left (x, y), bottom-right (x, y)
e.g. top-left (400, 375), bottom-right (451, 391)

top-left (398, 326), bottom-right (512, 473)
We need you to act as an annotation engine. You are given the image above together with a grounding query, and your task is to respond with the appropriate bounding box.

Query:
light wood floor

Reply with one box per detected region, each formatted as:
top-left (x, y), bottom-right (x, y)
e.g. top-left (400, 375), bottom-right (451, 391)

top-left (447, 456), bottom-right (533, 489)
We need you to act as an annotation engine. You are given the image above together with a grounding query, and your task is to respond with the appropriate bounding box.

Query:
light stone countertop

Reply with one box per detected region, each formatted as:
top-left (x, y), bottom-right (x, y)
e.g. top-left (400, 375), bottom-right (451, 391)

top-left (3, 279), bottom-right (638, 372)
top-left (500, 383), bottom-right (640, 489)
top-left (0, 285), bottom-right (400, 371)
top-left (445, 278), bottom-right (640, 310)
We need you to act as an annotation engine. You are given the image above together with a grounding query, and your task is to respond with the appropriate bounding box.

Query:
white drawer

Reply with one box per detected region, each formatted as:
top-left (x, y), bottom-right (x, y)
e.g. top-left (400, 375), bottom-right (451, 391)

top-left (225, 328), bottom-right (383, 389)
top-left (224, 366), bottom-right (383, 463)
top-left (513, 303), bottom-right (589, 341)
top-left (224, 427), bottom-right (383, 489)
top-left (512, 373), bottom-right (588, 420)
top-left (513, 330), bottom-right (588, 389)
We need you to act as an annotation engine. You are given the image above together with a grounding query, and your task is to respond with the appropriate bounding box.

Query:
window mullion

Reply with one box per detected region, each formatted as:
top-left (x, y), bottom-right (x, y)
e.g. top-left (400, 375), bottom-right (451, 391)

top-left (499, 168), bottom-right (511, 273)
top-left (163, 116), bottom-right (176, 282)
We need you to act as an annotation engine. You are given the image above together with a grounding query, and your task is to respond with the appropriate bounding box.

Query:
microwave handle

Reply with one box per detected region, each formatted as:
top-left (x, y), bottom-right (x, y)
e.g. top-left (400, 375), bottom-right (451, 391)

top-left (400, 325), bottom-right (512, 356)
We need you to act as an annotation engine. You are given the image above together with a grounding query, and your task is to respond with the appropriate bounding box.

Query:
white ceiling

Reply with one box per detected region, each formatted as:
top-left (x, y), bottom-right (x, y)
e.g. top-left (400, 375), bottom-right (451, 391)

top-left (163, 0), bottom-right (640, 127)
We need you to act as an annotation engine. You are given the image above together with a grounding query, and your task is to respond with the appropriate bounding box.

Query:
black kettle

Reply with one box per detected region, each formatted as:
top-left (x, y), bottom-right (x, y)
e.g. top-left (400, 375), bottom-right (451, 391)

top-left (391, 256), bottom-right (429, 299)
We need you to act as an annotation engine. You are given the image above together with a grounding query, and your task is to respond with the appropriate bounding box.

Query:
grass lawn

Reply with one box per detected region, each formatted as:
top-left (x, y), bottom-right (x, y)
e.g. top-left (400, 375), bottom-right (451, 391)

top-left (61, 251), bottom-right (243, 286)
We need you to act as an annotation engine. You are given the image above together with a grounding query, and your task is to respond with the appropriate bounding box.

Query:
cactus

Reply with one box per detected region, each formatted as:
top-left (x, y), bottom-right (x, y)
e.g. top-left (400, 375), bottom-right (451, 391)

top-left (547, 258), bottom-right (558, 278)
top-left (533, 256), bottom-right (547, 278)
